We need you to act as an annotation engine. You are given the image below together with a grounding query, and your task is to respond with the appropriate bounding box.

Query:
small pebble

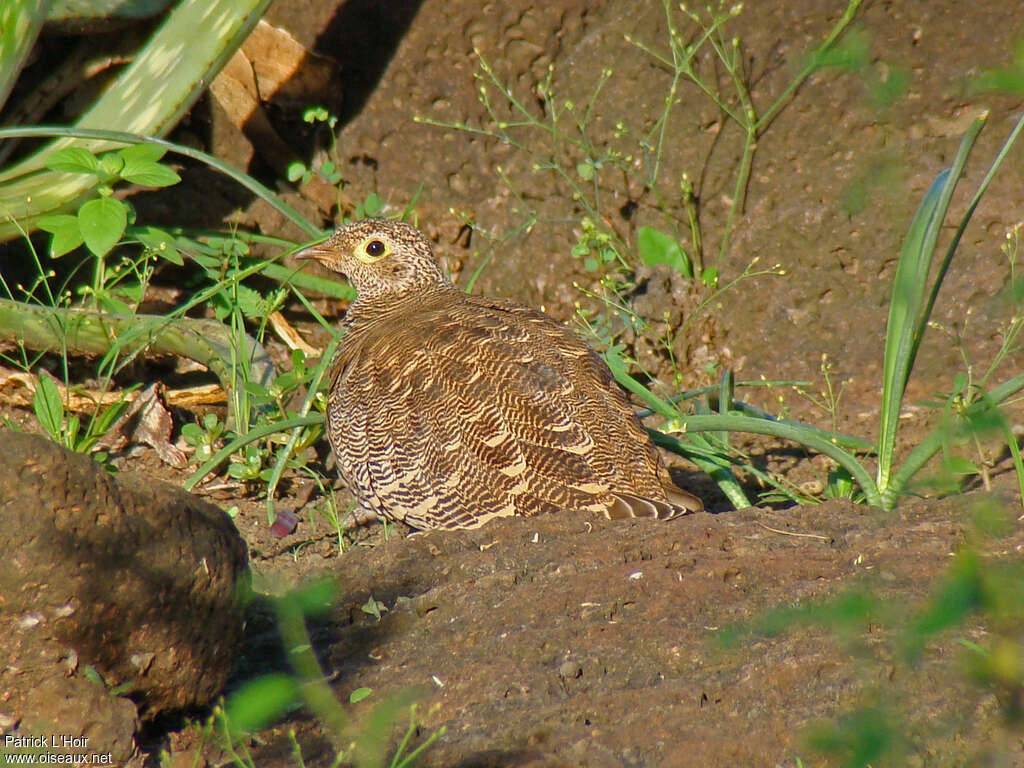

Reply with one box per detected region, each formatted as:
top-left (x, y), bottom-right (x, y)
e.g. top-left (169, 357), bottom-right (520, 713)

top-left (270, 509), bottom-right (298, 538)
top-left (558, 660), bottom-right (583, 679)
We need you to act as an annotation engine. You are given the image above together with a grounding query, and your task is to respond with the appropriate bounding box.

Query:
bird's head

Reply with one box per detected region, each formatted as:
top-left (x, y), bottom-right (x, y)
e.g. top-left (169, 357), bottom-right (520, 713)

top-left (296, 219), bottom-right (453, 301)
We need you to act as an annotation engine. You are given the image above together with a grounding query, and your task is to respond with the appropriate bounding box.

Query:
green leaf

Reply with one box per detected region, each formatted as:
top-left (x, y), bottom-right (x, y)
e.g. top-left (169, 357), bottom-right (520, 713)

top-left (132, 225), bottom-right (183, 265)
top-left (302, 105), bottom-right (329, 123)
top-left (362, 192), bottom-right (384, 216)
top-left (945, 455), bottom-right (980, 476)
top-left (45, 147), bottom-right (99, 175)
top-left (37, 214), bottom-right (84, 257)
top-left (349, 687), bottom-right (372, 704)
top-left (78, 197), bottom-right (127, 256)
top-left (637, 226), bottom-right (693, 278)
top-left (120, 159), bottom-right (180, 187)
top-left (576, 161), bottom-right (595, 181)
top-left (224, 674), bottom-right (299, 737)
top-left (99, 152), bottom-right (124, 176)
top-left (181, 423), bottom-right (203, 444)
top-left (116, 143), bottom-right (167, 164)
top-left (286, 161), bottom-right (307, 182)
top-left (226, 284), bottom-right (268, 320)
top-left (64, 414), bottom-right (80, 448)
top-left (96, 293), bottom-right (134, 314)
top-left (227, 462), bottom-right (249, 480)
top-left (361, 595), bottom-right (387, 619)
top-left (33, 375), bottom-right (64, 439)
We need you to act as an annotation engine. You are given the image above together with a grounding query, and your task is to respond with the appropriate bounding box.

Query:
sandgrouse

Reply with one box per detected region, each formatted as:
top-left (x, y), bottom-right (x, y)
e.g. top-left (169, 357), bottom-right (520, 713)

top-left (297, 219), bottom-right (703, 530)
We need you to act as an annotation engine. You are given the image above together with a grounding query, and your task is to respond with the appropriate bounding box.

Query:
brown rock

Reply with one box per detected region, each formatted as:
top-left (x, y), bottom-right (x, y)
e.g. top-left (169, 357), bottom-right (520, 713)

top-left (0, 431), bottom-right (249, 755)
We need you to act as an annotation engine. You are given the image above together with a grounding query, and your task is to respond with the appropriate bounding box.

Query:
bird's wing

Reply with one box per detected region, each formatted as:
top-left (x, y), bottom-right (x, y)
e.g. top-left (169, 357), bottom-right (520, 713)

top-left (329, 300), bottom-right (643, 528)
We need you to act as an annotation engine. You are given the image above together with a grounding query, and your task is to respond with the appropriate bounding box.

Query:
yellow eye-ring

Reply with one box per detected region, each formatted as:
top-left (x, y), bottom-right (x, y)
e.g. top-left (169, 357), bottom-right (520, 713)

top-left (355, 236), bottom-right (391, 263)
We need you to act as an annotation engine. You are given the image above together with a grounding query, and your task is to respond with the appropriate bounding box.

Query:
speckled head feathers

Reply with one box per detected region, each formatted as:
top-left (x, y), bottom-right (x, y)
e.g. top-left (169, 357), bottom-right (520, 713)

top-left (297, 219), bottom-right (452, 301)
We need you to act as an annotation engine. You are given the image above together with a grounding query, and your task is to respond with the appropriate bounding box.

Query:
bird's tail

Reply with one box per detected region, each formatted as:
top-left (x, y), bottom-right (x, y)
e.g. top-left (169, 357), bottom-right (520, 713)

top-left (605, 485), bottom-right (703, 521)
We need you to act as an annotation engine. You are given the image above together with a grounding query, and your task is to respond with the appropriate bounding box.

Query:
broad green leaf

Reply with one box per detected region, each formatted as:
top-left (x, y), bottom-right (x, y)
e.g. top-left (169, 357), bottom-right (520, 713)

top-left (286, 161), bottom-right (307, 182)
top-left (120, 159), bottom-right (180, 187)
top-left (45, 147), bottom-right (100, 175)
top-left (637, 225), bottom-right (693, 278)
top-left (78, 197), bottom-right (127, 256)
top-left (117, 143), bottom-right (166, 163)
top-left (37, 214), bottom-right (83, 257)
top-left (32, 375), bottom-right (64, 438)
top-left (180, 423), bottom-right (203, 444)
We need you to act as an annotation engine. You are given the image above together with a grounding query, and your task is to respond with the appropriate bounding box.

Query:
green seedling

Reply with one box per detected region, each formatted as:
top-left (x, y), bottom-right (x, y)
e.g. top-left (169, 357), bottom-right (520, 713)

top-left (32, 373), bottom-right (129, 461)
top-left (182, 413), bottom-right (226, 463)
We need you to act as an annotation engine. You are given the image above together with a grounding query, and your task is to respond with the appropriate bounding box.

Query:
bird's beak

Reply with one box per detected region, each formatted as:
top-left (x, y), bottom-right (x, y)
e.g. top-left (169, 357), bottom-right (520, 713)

top-left (294, 242), bottom-right (332, 265)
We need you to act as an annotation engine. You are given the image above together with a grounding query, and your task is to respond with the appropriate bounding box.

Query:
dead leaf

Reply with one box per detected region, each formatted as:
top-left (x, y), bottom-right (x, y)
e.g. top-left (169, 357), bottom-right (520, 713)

top-left (0, 368), bottom-right (225, 410)
top-left (95, 382), bottom-right (187, 468)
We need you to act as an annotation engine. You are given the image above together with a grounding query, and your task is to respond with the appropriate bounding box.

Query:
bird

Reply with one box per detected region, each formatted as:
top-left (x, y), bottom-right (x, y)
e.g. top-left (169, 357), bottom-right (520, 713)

top-left (296, 218), bottom-right (703, 530)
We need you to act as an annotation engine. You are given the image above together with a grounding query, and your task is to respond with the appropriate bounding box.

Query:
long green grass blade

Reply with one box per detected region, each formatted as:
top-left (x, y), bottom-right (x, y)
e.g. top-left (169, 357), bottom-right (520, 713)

top-left (916, 113), bottom-right (1024, 366)
top-left (680, 413), bottom-right (881, 507)
top-left (905, 117), bottom-right (987, 376)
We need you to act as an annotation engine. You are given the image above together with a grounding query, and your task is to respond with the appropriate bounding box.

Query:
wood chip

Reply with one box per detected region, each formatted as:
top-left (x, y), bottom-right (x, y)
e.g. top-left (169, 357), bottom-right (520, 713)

top-left (0, 368), bottom-right (225, 411)
top-left (269, 311), bottom-right (321, 356)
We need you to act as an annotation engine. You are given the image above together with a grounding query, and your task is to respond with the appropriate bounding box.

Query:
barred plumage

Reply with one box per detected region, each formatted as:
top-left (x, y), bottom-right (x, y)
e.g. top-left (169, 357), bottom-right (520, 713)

top-left (297, 219), bottom-right (703, 530)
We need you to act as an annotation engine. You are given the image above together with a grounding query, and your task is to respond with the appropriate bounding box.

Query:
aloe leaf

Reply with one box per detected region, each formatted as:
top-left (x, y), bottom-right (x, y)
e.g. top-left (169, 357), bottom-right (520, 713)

top-left (0, 0), bottom-right (271, 239)
top-left (875, 121), bottom-right (983, 497)
top-left (0, 0), bottom-right (52, 108)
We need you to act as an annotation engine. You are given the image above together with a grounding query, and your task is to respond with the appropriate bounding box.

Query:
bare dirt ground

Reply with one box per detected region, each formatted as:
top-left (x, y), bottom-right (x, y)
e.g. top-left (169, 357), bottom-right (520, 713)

top-left (4, 0), bottom-right (1024, 766)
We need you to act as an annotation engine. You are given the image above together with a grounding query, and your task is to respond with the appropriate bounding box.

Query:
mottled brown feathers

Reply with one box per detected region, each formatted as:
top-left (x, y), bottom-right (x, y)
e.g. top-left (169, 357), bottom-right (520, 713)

top-left (297, 219), bottom-right (703, 530)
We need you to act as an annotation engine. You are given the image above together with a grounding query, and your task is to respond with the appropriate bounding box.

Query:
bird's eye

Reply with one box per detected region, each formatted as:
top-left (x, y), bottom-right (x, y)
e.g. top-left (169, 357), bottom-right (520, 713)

top-left (365, 240), bottom-right (386, 257)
